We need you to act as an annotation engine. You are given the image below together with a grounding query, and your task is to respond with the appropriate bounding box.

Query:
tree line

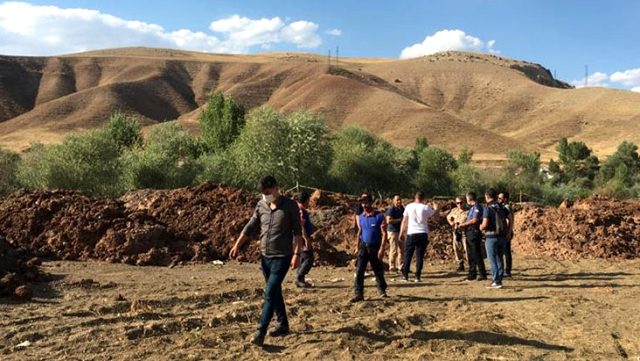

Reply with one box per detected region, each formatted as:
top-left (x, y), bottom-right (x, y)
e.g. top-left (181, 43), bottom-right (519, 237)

top-left (1, 92), bottom-right (639, 203)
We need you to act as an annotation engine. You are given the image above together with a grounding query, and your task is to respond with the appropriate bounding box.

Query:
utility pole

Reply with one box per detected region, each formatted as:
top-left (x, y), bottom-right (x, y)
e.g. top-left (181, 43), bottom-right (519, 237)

top-left (585, 65), bottom-right (588, 87)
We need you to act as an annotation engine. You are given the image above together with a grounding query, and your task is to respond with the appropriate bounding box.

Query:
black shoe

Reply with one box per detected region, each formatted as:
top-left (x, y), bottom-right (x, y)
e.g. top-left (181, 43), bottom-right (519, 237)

top-left (295, 280), bottom-right (312, 288)
top-left (476, 276), bottom-right (488, 281)
top-left (503, 273), bottom-right (512, 278)
top-left (251, 331), bottom-right (265, 346)
top-left (268, 323), bottom-right (290, 337)
top-left (379, 290), bottom-right (389, 298)
top-left (414, 277), bottom-right (422, 283)
top-left (350, 293), bottom-right (364, 303)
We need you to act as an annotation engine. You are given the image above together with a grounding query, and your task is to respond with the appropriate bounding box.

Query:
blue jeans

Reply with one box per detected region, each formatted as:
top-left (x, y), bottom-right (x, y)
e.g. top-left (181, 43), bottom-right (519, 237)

top-left (296, 250), bottom-right (314, 282)
top-left (259, 255), bottom-right (291, 334)
top-left (485, 237), bottom-right (507, 284)
top-left (402, 233), bottom-right (428, 279)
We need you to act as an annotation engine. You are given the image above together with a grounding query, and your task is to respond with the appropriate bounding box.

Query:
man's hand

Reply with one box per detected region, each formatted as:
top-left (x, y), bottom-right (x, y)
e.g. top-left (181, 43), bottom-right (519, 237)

top-left (377, 247), bottom-right (385, 260)
top-left (229, 245), bottom-right (239, 259)
top-left (400, 233), bottom-right (406, 242)
top-left (291, 254), bottom-right (300, 269)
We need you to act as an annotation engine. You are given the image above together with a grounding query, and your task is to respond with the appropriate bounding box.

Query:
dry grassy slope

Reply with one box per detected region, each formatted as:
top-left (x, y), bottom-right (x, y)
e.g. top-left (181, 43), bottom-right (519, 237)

top-left (1, 48), bottom-right (639, 162)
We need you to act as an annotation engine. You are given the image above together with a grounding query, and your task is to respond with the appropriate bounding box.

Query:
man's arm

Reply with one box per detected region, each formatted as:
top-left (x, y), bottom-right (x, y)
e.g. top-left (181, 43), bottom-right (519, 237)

top-left (378, 216), bottom-right (387, 259)
top-left (290, 203), bottom-right (304, 268)
top-left (230, 205), bottom-right (260, 259)
top-left (399, 215), bottom-right (408, 240)
top-left (480, 207), bottom-right (489, 231)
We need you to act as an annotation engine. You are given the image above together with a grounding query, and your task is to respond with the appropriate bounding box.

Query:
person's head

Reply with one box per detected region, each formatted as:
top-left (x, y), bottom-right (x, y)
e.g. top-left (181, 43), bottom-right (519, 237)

top-left (455, 197), bottom-right (464, 209)
top-left (485, 188), bottom-right (497, 203)
top-left (414, 191), bottom-right (425, 203)
top-left (360, 192), bottom-right (373, 210)
top-left (295, 192), bottom-right (311, 207)
top-left (466, 191), bottom-right (477, 204)
top-left (258, 175), bottom-right (279, 203)
top-left (392, 194), bottom-right (402, 207)
top-left (498, 191), bottom-right (510, 204)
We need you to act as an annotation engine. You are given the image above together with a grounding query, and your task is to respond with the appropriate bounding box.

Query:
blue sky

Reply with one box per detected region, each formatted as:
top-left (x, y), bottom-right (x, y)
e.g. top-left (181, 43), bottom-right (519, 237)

top-left (1, 0), bottom-right (639, 90)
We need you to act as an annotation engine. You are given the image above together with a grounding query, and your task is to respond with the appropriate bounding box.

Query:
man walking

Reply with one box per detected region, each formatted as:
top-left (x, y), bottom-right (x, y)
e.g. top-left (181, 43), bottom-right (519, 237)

top-left (399, 192), bottom-right (437, 283)
top-left (498, 192), bottom-right (514, 277)
top-left (385, 194), bottom-right (404, 272)
top-left (352, 193), bottom-right (388, 302)
top-left (481, 188), bottom-right (510, 289)
top-left (459, 192), bottom-right (488, 281)
top-left (294, 192), bottom-right (315, 288)
top-left (229, 176), bottom-right (303, 346)
top-left (447, 197), bottom-right (468, 272)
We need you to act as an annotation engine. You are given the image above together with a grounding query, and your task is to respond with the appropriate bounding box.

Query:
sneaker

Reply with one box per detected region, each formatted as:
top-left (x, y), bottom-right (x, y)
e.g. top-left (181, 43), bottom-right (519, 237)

top-left (414, 277), bottom-right (421, 283)
top-left (350, 293), bottom-right (364, 303)
top-left (487, 282), bottom-right (503, 289)
top-left (476, 276), bottom-right (488, 281)
top-left (379, 291), bottom-right (389, 299)
top-left (268, 323), bottom-right (290, 337)
top-left (250, 331), bottom-right (265, 346)
top-left (503, 273), bottom-right (512, 278)
top-left (401, 276), bottom-right (409, 282)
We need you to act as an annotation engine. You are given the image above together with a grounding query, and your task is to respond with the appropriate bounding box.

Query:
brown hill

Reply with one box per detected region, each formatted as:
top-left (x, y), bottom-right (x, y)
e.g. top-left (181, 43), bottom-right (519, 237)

top-left (1, 47), bottom-right (639, 162)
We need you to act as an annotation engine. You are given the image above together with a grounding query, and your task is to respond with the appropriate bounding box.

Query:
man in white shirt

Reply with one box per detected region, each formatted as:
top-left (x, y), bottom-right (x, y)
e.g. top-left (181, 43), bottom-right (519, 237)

top-left (399, 191), bottom-right (438, 282)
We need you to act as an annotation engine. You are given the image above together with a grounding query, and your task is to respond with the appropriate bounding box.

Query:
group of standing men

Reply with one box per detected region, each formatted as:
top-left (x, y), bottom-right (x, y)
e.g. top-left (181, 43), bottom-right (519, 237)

top-left (229, 175), bottom-right (514, 346)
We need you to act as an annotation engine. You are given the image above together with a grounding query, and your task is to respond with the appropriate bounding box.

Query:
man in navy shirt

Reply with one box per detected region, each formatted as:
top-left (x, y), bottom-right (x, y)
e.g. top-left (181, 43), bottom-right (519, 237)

top-left (352, 193), bottom-right (388, 303)
top-left (481, 188), bottom-right (510, 289)
top-left (385, 194), bottom-right (405, 272)
top-left (459, 191), bottom-right (488, 281)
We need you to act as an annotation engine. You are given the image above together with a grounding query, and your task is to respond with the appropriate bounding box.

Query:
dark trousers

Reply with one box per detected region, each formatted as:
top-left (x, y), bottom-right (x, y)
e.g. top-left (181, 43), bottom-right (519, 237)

top-left (465, 230), bottom-right (487, 279)
top-left (503, 238), bottom-right (512, 275)
top-left (402, 233), bottom-right (428, 279)
top-left (296, 250), bottom-right (314, 282)
top-left (354, 242), bottom-right (387, 295)
top-left (259, 255), bottom-right (291, 334)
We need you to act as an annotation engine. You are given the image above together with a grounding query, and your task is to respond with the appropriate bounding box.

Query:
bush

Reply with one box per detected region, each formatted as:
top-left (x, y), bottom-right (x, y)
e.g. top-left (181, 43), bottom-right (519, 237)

top-left (121, 122), bottom-right (202, 190)
top-left (104, 112), bottom-right (143, 151)
top-left (16, 130), bottom-right (124, 196)
top-left (329, 127), bottom-right (408, 194)
top-left (0, 147), bottom-right (20, 196)
top-left (598, 141), bottom-right (640, 186)
top-left (412, 147), bottom-right (458, 197)
top-left (452, 164), bottom-right (491, 197)
top-left (503, 149), bottom-right (543, 197)
top-left (208, 108), bottom-right (332, 189)
top-left (199, 92), bottom-right (245, 153)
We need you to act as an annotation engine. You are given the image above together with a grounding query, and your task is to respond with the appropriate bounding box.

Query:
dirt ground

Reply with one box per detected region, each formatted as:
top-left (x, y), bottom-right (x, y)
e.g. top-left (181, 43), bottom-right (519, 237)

top-left (1, 256), bottom-right (639, 361)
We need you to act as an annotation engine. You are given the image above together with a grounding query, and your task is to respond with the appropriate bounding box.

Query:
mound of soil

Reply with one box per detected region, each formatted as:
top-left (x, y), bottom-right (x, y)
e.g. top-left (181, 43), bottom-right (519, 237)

top-left (0, 235), bottom-right (44, 300)
top-left (513, 197), bottom-right (640, 259)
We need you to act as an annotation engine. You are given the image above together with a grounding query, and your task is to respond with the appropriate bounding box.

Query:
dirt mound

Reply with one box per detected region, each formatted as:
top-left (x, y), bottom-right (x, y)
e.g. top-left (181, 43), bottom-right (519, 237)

top-left (0, 235), bottom-right (44, 300)
top-left (513, 197), bottom-right (640, 259)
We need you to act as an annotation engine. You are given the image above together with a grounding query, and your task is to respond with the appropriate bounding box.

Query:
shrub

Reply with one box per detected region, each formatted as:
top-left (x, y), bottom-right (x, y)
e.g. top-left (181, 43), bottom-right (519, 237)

top-left (412, 147), bottom-right (458, 197)
top-left (598, 141), bottom-right (640, 186)
top-left (104, 112), bottom-right (143, 151)
top-left (452, 164), bottom-right (491, 197)
top-left (199, 92), bottom-right (245, 153)
top-left (503, 149), bottom-right (543, 197)
top-left (0, 147), bottom-right (20, 196)
top-left (121, 122), bottom-right (202, 190)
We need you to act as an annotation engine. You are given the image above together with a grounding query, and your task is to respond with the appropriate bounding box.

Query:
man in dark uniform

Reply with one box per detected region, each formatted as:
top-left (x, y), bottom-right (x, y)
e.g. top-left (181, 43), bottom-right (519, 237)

top-left (459, 191), bottom-right (487, 281)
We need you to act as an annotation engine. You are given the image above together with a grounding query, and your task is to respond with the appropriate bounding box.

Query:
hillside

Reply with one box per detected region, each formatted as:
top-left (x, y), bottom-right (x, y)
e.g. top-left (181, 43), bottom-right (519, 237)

top-left (1, 47), bottom-right (639, 162)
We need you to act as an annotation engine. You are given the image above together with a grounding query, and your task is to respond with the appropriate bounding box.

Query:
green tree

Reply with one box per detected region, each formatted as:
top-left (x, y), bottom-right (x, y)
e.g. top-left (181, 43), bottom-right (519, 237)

top-left (457, 146), bottom-right (474, 165)
top-left (452, 164), bottom-right (490, 197)
top-left (550, 138), bottom-right (599, 186)
top-left (199, 91), bottom-right (245, 153)
top-left (104, 112), bottom-right (143, 151)
top-left (503, 149), bottom-right (543, 196)
top-left (598, 141), bottom-right (640, 186)
top-left (0, 147), bottom-right (20, 196)
top-left (413, 147), bottom-right (458, 197)
top-left (121, 122), bottom-right (202, 190)
top-left (414, 137), bottom-right (429, 154)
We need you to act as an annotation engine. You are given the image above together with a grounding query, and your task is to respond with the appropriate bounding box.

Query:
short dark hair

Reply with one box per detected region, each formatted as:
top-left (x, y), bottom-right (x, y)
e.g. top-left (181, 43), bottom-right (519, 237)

top-left (360, 192), bottom-right (372, 201)
top-left (257, 175), bottom-right (278, 192)
top-left (485, 188), bottom-right (497, 199)
top-left (295, 192), bottom-right (311, 203)
top-left (392, 193), bottom-right (401, 199)
top-left (415, 191), bottom-right (424, 200)
top-left (501, 191), bottom-right (510, 200)
top-left (466, 191), bottom-right (477, 201)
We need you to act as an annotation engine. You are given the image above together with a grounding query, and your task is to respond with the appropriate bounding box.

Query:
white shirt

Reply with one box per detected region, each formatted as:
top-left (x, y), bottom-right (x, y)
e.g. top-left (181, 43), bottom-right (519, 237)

top-left (403, 202), bottom-right (436, 235)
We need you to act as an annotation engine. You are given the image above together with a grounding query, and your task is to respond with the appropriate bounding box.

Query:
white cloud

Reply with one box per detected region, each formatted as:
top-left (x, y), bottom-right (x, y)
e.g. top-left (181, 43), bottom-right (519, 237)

top-left (399, 29), bottom-right (497, 59)
top-left (610, 68), bottom-right (640, 87)
top-left (0, 2), bottom-right (323, 55)
top-left (632, 86), bottom-right (640, 92)
top-left (571, 72), bottom-right (609, 88)
top-left (326, 28), bottom-right (342, 36)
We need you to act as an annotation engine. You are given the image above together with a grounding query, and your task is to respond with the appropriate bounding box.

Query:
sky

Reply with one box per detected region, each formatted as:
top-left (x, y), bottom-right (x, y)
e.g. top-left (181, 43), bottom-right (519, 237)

top-left (1, 0), bottom-right (639, 91)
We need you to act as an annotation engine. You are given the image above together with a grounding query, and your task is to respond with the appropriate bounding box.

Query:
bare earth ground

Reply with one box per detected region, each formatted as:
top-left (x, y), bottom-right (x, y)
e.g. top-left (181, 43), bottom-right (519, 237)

top-left (1, 257), bottom-right (639, 361)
